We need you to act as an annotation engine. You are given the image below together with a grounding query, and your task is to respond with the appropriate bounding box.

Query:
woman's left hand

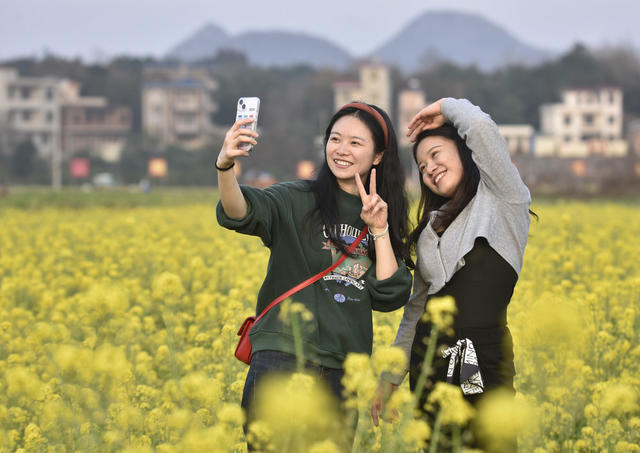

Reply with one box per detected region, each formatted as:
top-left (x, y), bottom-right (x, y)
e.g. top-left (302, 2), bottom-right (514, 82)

top-left (407, 98), bottom-right (447, 142)
top-left (356, 169), bottom-right (388, 233)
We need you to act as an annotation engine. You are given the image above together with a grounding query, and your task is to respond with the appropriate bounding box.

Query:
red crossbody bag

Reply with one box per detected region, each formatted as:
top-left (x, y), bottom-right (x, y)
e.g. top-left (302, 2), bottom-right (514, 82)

top-left (235, 226), bottom-right (369, 364)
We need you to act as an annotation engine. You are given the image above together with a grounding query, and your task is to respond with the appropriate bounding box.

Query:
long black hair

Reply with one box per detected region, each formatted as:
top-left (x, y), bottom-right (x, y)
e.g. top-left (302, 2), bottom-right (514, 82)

top-left (409, 123), bottom-right (538, 251)
top-left (409, 124), bottom-right (480, 250)
top-left (305, 103), bottom-right (413, 268)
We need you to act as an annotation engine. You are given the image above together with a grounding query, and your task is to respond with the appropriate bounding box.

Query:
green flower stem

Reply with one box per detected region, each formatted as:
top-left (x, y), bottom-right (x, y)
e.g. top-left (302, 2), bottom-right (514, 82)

top-left (291, 312), bottom-right (304, 373)
top-left (161, 309), bottom-right (180, 381)
top-left (428, 406), bottom-right (443, 453)
top-left (413, 325), bottom-right (440, 410)
top-left (452, 424), bottom-right (461, 453)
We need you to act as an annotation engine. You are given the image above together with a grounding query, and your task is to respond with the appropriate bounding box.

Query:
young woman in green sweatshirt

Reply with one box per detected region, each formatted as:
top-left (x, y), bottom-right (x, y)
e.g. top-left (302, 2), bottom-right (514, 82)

top-left (216, 102), bottom-right (413, 446)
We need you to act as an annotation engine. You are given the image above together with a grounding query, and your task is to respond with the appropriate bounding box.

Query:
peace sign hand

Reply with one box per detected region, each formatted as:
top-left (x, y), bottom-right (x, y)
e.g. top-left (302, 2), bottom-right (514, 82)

top-left (355, 169), bottom-right (388, 233)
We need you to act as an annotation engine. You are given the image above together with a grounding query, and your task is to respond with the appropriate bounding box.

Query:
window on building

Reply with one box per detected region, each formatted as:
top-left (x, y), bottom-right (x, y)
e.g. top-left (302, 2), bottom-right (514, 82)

top-left (564, 115), bottom-right (572, 125)
top-left (46, 89), bottom-right (54, 101)
top-left (41, 133), bottom-right (49, 144)
top-left (610, 135), bottom-right (616, 141)
top-left (46, 111), bottom-right (54, 123)
top-left (22, 110), bottom-right (32, 121)
top-left (609, 115), bottom-right (616, 125)
top-left (609, 91), bottom-right (615, 104)
top-left (583, 114), bottom-right (594, 125)
top-left (565, 136), bottom-right (572, 143)
top-left (21, 87), bottom-right (31, 99)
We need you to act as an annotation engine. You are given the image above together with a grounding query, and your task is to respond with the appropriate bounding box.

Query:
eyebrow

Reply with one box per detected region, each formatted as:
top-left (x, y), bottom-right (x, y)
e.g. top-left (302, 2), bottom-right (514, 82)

top-left (417, 144), bottom-right (443, 165)
top-left (330, 131), bottom-right (369, 142)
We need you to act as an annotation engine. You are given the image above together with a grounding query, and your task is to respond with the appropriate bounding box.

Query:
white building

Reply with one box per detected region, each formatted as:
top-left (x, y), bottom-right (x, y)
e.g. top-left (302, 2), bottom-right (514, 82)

top-left (333, 63), bottom-right (392, 115)
top-left (61, 93), bottom-right (132, 162)
top-left (539, 87), bottom-right (627, 157)
top-left (142, 67), bottom-right (218, 149)
top-left (397, 79), bottom-right (427, 147)
top-left (0, 67), bottom-right (75, 158)
top-left (497, 125), bottom-right (535, 155)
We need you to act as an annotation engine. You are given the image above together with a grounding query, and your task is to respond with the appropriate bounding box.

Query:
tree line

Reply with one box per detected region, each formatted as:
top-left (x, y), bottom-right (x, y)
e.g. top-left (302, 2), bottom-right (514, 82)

top-left (1, 43), bottom-right (639, 186)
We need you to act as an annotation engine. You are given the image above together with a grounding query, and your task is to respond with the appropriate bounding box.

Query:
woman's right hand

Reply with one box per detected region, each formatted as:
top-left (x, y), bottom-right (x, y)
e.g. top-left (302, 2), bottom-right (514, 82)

top-left (216, 119), bottom-right (259, 169)
top-left (371, 379), bottom-right (399, 427)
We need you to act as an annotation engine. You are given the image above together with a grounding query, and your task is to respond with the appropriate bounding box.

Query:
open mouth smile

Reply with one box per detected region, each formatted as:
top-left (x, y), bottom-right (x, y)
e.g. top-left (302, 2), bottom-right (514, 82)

top-left (433, 170), bottom-right (446, 185)
top-left (334, 159), bottom-right (353, 168)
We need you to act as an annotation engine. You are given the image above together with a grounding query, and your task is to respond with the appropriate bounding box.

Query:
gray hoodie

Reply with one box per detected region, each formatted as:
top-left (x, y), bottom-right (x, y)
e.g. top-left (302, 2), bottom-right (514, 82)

top-left (386, 98), bottom-right (531, 385)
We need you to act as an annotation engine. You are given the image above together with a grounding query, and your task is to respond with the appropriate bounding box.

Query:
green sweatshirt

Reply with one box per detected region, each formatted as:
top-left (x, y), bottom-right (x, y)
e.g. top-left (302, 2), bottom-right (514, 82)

top-left (217, 180), bottom-right (412, 368)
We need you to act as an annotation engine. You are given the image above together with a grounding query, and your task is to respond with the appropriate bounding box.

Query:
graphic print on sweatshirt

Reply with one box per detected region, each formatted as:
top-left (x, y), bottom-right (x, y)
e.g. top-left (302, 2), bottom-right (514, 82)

top-left (321, 224), bottom-right (372, 295)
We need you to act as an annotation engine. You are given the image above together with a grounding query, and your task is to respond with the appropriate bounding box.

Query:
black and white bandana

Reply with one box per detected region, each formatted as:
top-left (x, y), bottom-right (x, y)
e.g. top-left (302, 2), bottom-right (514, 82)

top-left (442, 338), bottom-right (484, 395)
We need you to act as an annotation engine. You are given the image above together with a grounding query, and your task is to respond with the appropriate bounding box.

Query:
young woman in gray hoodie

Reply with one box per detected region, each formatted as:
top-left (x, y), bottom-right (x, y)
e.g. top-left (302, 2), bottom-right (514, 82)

top-left (372, 98), bottom-right (533, 449)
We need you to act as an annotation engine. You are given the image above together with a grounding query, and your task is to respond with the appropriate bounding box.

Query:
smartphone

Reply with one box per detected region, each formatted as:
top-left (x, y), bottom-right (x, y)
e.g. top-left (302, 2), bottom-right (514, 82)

top-left (236, 97), bottom-right (260, 151)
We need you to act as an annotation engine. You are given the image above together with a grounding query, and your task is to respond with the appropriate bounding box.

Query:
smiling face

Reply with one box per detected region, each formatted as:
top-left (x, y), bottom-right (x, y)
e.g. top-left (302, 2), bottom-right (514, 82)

top-left (325, 115), bottom-right (383, 195)
top-left (415, 135), bottom-right (464, 199)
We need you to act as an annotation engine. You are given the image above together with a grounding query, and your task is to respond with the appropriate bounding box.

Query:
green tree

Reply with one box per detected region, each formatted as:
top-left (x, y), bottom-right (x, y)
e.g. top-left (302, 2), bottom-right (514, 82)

top-left (10, 140), bottom-right (37, 180)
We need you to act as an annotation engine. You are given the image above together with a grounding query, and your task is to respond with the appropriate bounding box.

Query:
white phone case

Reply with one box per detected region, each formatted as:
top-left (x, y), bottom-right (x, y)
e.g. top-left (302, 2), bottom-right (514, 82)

top-left (236, 97), bottom-right (260, 151)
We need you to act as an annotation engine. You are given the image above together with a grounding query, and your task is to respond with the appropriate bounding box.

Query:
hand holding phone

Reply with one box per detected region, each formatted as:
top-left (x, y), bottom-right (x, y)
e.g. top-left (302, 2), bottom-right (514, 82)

top-left (236, 97), bottom-right (260, 151)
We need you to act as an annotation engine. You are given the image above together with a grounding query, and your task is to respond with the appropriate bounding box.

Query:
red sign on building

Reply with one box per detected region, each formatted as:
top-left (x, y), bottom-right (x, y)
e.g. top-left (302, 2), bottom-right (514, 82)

top-left (70, 158), bottom-right (90, 179)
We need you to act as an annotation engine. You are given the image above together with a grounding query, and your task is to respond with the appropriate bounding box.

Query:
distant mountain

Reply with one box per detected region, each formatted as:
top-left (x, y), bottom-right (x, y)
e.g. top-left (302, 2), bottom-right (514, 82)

top-left (168, 26), bottom-right (351, 69)
top-left (168, 23), bottom-right (232, 61)
top-left (167, 11), bottom-right (555, 72)
top-left (231, 31), bottom-right (351, 69)
top-left (370, 11), bottom-right (554, 72)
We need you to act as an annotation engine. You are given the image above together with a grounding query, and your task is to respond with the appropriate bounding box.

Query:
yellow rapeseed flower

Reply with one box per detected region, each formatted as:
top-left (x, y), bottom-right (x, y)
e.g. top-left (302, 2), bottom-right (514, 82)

top-left (475, 390), bottom-right (535, 452)
top-left (600, 382), bottom-right (638, 416)
top-left (372, 346), bottom-right (406, 376)
top-left (426, 382), bottom-right (475, 426)
top-left (423, 296), bottom-right (457, 332)
top-left (402, 419), bottom-right (431, 449)
top-left (251, 372), bottom-right (348, 451)
top-left (152, 272), bottom-right (184, 302)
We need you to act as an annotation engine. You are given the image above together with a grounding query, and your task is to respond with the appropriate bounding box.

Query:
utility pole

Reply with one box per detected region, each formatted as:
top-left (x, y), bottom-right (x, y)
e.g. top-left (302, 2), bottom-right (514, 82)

top-left (52, 129), bottom-right (62, 190)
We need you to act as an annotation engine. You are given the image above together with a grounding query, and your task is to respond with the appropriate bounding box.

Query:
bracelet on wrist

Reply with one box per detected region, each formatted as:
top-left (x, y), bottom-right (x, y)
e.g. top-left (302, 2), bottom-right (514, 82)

top-left (371, 223), bottom-right (389, 241)
top-left (215, 160), bottom-right (235, 172)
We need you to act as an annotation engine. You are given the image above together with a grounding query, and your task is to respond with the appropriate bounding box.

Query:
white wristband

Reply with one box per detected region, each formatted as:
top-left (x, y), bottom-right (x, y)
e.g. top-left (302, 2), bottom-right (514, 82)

top-left (371, 223), bottom-right (389, 241)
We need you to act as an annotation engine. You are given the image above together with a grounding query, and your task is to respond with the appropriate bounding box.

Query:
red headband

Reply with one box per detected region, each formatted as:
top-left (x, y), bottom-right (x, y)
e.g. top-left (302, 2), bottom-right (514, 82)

top-left (339, 102), bottom-right (389, 148)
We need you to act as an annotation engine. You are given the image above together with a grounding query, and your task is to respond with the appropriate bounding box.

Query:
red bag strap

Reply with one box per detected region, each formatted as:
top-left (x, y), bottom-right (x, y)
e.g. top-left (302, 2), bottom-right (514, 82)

top-left (254, 226), bottom-right (369, 324)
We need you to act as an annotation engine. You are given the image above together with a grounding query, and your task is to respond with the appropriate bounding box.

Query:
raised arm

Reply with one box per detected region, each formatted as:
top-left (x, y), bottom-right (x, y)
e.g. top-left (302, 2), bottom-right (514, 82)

top-left (408, 98), bottom-right (530, 204)
top-left (216, 119), bottom-right (258, 219)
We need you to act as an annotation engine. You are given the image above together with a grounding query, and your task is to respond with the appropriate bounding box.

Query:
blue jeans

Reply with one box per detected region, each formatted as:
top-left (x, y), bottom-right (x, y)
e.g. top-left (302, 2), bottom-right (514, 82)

top-left (241, 350), bottom-right (353, 450)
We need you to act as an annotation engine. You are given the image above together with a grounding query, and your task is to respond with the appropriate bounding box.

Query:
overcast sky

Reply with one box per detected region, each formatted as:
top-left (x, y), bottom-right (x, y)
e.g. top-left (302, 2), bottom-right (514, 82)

top-left (1, 0), bottom-right (638, 61)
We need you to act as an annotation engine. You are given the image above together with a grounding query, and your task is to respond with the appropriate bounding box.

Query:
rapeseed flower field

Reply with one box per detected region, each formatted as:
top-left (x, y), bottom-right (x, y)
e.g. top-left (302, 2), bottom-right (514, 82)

top-left (0, 192), bottom-right (638, 452)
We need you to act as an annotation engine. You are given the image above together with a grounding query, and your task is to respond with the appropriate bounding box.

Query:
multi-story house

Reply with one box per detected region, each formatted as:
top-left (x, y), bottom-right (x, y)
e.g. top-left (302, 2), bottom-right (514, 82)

top-left (0, 67), bottom-right (74, 158)
top-left (498, 125), bottom-right (535, 155)
top-left (142, 66), bottom-right (218, 150)
top-left (397, 79), bottom-right (427, 147)
top-left (333, 62), bottom-right (392, 115)
top-left (61, 93), bottom-right (132, 162)
top-left (539, 87), bottom-right (627, 157)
